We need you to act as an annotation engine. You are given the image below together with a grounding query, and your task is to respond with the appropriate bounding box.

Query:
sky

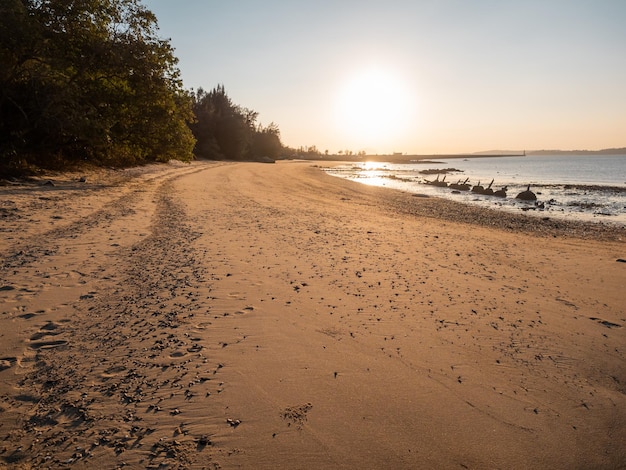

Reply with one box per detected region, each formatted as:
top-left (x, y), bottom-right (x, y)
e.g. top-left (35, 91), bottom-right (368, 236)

top-left (143, 0), bottom-right (626, 155)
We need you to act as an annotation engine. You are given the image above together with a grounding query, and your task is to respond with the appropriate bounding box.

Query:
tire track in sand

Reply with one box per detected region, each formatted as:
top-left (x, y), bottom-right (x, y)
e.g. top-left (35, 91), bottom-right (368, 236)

top-left (0, 164), bottom-right (225, 469)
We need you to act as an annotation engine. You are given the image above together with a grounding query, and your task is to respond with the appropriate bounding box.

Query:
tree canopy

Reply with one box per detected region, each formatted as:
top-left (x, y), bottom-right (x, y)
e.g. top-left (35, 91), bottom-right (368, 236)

top-left (0, 0), bottom-right (289, 175)
top-left (190, 85), bottom-right (283, 161)
top-left (0, 0), bottom-right (195, 173)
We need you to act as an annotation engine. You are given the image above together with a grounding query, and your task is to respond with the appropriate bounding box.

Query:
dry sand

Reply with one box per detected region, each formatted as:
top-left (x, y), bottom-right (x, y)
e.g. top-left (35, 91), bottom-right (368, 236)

top-left (1, 160), bottom-right (625, 469)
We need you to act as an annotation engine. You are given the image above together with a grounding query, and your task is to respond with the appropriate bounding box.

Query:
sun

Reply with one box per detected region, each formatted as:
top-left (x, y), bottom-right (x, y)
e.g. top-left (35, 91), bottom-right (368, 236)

top-left (334, 67), bottom-right (416, 150)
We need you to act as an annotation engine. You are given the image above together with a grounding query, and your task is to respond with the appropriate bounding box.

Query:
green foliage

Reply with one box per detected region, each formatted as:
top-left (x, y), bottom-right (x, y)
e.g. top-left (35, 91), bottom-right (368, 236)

top-left (0, 0), bottom-right (195, 173)
top-left (252, 122), bottom-right (282, 159)
top-left (191, 85), bottom-right (283, 161)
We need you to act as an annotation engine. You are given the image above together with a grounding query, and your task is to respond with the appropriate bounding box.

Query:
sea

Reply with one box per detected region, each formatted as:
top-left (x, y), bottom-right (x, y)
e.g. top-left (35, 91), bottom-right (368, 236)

top-left (324, 154), bottom-right (626, 226)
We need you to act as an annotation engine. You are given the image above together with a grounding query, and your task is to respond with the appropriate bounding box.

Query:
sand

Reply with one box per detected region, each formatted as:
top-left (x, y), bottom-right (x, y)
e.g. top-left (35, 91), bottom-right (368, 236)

top-left (1, 160), bottom-right (625, 469)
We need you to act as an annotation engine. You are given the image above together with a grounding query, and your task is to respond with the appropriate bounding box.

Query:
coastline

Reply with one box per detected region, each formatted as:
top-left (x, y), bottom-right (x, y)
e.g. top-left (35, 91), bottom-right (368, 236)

top-left (320, 155), bottom-right (626, 232)
top-left (1, 160), bottom-right (625, 468)
top-left (296, 147), bottom-right (626, 165)
top-left (314, 161), bottom-right (625, 242)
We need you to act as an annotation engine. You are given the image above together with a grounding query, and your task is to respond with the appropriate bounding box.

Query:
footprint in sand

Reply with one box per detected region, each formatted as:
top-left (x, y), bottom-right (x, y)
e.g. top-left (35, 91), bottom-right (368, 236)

top-left (17, 309), bottom-right (46, 320)
top-left (100, 365), bottom-right (126, 378)
top-left (18, 313), bottom-right (39, 320)
top-left (29, 322), bottom-right (63, 341)
top-left (235, 306), bottom-right (255, 315)
top-left (105, 365), bottom-right (127, 374)
top-left (28, 340), bottom-right (68, 349)
top-left (0, 357), bottom-right (18, 371)
top-left (40, 321), bottom-right (60, 331)
top-left (29, 331), bottom-right (59, 341)
top-left (589, 317), bottom-right (622, 329)
top-left (281, 403), bottom-right (313, 429)
top-left (227, 292), bottom-right (247, 301)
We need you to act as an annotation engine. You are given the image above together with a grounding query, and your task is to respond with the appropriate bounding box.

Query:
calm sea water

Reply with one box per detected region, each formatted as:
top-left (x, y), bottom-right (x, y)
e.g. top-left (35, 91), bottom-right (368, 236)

top-left (324, 155), bottom-right (626, 226)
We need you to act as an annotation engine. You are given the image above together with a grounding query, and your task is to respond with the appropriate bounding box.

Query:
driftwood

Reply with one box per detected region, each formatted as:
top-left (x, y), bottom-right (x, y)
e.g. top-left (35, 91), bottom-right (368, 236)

top-left (516, 184), bottom-right (537, 201)
top-left (472, 179), bottom-right (494, 195)
top-left (425, 175), bottom-right (448, 187)
top-left (493, 186), bottom-right (507, 198)
top-left (449, 178), bottom-right (471, 191)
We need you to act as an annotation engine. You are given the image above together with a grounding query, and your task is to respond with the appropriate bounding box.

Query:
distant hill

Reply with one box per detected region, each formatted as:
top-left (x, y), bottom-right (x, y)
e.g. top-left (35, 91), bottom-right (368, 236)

top-left (471, 150), bottom-right (526, 156)
top-left (526, 148), bottom-right (626, 155)
top-left (473, 148), bottom-right (626, 156)
top-left (297, 148), bottom-right (626, 164)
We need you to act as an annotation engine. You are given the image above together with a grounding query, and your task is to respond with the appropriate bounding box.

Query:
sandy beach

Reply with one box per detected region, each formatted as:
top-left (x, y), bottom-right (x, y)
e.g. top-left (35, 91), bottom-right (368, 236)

top-left (1, 160), bottom-right (625, 469)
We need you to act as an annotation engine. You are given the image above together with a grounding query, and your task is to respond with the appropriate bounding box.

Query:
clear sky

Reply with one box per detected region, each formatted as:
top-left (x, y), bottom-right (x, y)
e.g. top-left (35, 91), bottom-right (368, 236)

top-left (143, 0), bottom-right (626, 154)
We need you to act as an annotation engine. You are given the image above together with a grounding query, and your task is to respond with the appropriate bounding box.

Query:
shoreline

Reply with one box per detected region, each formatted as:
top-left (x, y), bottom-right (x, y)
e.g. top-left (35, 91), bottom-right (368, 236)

top-left (1, 160), bottom-right (625, 469)
top-left (317, 157), bottom-right (626, 237)
top-left (312, 162), bottom-right (625, 242)
top-left (294, 150), bottom-right (626, 165)
top-left (294, 153), bottom-right (525, 164)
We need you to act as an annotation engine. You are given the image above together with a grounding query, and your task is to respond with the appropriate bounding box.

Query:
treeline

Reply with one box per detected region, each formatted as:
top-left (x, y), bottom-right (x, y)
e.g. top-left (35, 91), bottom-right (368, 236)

top-left (0, 0), bottom-right (285, 176)
top-left (190, 85), bottom-right (282, 161)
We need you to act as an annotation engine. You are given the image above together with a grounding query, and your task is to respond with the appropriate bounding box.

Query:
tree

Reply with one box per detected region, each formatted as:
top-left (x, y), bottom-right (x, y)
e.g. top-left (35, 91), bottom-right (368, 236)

top-left (0, 0), bottom-right (195, 173)
top-left (190, 85), bottom-right (283, 161)
top-left (191, 85), bottom-right (250, 160)
top-left (250, 122), bottom-right (282, 159)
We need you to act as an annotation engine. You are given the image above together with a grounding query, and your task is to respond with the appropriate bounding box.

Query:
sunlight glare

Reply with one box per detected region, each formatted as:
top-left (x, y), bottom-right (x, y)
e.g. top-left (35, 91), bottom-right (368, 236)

top-left (334, 67), bottom-right (416, 150)
top-left (362, 161), bottom-right (387, 170)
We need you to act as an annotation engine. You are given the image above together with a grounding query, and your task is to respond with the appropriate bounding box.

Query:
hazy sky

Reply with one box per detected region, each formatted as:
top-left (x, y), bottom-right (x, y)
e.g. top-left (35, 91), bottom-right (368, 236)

top-left (143, 0), bottom-right (626, 154)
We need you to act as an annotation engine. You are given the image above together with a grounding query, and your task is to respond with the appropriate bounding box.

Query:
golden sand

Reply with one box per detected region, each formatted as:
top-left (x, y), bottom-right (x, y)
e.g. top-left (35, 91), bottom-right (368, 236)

top-left (1, 161), bottom-right (624, 468)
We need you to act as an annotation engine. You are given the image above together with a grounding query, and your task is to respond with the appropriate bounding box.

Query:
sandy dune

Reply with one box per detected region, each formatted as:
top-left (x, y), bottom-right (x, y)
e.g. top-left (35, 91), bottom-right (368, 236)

top-left (1, 161), bottom-right (625, 469)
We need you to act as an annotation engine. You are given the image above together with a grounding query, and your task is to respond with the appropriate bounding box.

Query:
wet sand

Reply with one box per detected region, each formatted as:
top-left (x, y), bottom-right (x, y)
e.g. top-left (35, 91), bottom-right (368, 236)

top-left (1, 160), bottom-right (625, 469)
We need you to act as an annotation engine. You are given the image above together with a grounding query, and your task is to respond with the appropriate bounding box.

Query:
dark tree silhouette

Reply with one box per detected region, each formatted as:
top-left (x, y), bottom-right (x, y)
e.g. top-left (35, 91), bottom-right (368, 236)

top-left (190, 85), bottom-right (283, 161)
top-left (0, 0), bottom-right (195, 174)
top-left (251, 122), bottom-right (282, 159)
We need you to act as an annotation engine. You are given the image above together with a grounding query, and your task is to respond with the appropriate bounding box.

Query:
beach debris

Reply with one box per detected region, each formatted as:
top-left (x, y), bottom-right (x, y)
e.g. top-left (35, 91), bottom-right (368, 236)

top-left (589, 317), bottom-right (622, 328)
top-left (425, 174), bottom-right (448, 187)
top-left (419, 168), bottom-right (461, 175)
top-left (425, 176), bottom-right (510, 198)
top-left (493, 186), bottom-right (507, 198)
top-left (472, 179), bottom-right (494, 195)
top-left (516, 184), bottom-right (537, 201)
top-left (449, 178), bottom-right (471, 191)
top-left (281, 403), bottom-right (313, 429)
top-left (0, 357), bottom-right (17, 371)
top-left (226, 418), bottom-right (241, 427)
top-left (195, 435), bottom-right (211, 447)
top-left (471, 181), bottom-right (484, 193)
top-left (482, 181), bottom-right (494, 194)
top-left (616, 258), bottom-right (626, 263)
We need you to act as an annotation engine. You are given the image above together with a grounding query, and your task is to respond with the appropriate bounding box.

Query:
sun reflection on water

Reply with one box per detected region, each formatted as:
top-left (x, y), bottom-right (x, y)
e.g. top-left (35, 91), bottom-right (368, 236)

top-left (361, 161), bottom-right (388, 171)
